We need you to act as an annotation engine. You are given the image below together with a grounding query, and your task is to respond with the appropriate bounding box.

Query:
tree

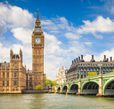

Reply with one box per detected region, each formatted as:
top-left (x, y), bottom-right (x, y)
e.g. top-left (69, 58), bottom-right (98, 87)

top-left (35, 85), bottom-right (43, 90)
top-left (51, 80), bottom-right (57, 86)
top-left (45, 79), bottom-right (57, 87)
top-left (45, 79), bottom-right (51, 86)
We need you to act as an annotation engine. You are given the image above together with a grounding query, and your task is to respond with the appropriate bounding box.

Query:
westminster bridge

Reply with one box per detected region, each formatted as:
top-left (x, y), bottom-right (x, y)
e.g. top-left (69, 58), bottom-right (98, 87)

top-left (56, 72), bottom-right (114, 96)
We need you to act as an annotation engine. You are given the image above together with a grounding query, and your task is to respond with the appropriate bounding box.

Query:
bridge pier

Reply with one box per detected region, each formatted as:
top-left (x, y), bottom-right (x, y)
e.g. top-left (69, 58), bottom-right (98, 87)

top-left (66, 84), bottom-right (69, 95)
top-left (97, 75), bottom-right (103, 96)
top-left (77, 80), bottom-right (81, 95)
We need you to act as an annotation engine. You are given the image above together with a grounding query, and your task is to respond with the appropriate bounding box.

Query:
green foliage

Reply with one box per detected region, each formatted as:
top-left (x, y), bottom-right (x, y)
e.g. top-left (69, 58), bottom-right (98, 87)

top-left (45, 79), bottom-right (51, 86)
top-left (45, 79), bottom-right (57, 87)
top-left (35, 84), bottom-right (43, 90)
top-left (51, 80), bottom-right (57, 86)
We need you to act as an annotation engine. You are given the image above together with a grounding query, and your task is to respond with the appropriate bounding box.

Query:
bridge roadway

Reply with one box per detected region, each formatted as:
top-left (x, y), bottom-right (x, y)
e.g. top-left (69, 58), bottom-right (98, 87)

top-left (56, 72), bottom-right (114, 96)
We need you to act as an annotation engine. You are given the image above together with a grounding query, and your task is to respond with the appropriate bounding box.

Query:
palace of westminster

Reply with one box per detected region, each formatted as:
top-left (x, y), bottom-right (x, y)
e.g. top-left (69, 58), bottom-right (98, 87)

top-left (0, 18), bottom-right (46, 93)
top-left (1, 17), bottom-right (114, 94)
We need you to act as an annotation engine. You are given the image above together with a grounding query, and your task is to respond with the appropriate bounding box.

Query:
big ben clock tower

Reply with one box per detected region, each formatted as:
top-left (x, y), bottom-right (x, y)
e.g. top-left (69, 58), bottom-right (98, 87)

top-left (32, 18), bottom-right (45, 89)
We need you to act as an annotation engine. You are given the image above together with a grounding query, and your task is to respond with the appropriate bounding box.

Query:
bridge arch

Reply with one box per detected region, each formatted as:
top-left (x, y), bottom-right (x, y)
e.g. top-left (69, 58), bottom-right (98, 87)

top-left (62, 85), bottom-right (68, 94)
top-left (57, 87), bottom-right (61, 93)
top-left (69, 84), bottom-right (78, 94)
top-left (103, 78), bottom-right (114, 96)
top-left (81, 81), bottom-right (99, 95)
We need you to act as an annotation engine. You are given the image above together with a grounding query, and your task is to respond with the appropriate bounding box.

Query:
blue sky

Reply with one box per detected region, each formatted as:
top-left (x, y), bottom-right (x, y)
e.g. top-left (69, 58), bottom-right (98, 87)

top-left (1, 0), bottom-right (110, 23)
top-left (0, 0), bottom-right (114, 79)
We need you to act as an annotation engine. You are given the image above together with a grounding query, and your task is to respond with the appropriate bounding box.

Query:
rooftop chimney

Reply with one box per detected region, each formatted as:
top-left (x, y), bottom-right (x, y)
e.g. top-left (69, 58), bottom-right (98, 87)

top-left (103, 55), bottom-right (107, 62)
top-left (78, 56), bottom-right (80, 61)
top-left (81, 55), bottom-right (83, 60)
top-left (74, 59), bottom-right (76, 63)
top-left (75, 58), bottom-right (77, 62)
top-left (110, 57), bottom-right (112, 62)
top-left (72, 60), bottom-right (73, 64)
top-left (90, 55), bottom-right (95, 62)
top-left (80, 55), bottom-right (84, 62)
top-left (107, 58), bottom-right (109, 62)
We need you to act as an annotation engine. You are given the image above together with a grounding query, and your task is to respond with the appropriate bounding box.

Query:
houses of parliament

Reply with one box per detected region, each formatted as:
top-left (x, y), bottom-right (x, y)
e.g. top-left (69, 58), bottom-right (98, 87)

top-left (0, 18), bottom-right (46, 93)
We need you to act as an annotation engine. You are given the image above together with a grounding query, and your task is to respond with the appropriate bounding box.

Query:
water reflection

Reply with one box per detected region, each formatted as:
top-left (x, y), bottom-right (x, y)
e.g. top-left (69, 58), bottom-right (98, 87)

top-left (0, 94), bottom-right (114, 109)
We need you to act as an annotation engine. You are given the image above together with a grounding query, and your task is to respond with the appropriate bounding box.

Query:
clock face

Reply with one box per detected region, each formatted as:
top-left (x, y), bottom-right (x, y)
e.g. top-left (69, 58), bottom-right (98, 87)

top-left (35, 38), bottom-right (41, 44)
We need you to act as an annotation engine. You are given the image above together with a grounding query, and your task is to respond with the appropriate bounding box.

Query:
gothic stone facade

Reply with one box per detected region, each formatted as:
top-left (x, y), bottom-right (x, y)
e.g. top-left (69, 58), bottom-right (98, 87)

top-left (32, 18), bottom-right (45, 89)
top-left (0, 49), bottom-right (26, 93)
top-left (26, 70), bottom-right (33, 90)
top-left (0, 18), bottom-right (46, 93)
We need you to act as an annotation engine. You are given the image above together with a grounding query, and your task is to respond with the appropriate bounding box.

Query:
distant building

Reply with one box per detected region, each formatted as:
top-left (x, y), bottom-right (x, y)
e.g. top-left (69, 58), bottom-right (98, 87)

top-left (56, 66), bottom-right (67, 85)
top-left (66, 55), bottom-right (114, 82)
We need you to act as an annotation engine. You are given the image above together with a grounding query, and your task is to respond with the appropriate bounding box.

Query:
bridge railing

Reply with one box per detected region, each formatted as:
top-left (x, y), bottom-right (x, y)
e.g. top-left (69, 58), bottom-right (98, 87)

top-left (57, 72), bottom-right (114, 88)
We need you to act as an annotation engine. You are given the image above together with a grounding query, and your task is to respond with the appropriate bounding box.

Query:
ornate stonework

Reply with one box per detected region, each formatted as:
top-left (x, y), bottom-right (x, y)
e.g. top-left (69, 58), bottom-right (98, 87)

top-left (32, 18), bottom-right (45, 89)
top-left (0, 49), bottom-right (26, 93)
top-left (0, 18), bottom-right (46, 93)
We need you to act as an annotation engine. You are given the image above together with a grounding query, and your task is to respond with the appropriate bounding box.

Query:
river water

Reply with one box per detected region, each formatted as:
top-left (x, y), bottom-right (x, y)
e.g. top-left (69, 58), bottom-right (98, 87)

top-left (0, 94), bottom-right (114, 109)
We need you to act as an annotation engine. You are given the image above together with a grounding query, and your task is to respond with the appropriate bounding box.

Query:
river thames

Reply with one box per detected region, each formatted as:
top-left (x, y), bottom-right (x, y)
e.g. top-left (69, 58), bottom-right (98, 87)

top-left (0, 94), bottom-right (114, 109)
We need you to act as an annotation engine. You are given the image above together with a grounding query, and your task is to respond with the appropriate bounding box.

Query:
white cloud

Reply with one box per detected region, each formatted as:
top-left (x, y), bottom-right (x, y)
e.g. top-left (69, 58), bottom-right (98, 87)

top-left (11, 28), bottom-right (32, 44)
top-left (42, 20), bottom-right (54, 26)
top-left (0, 2), bottom-right (34, 44)
top-left (44, 32), bottom-right (89, 79)
top-left (0, 43), bottom-right (10, 61)
top-left (0, 3), bottom-right (103, 80)
top-left (2, 3), bottom-right (114, 80)
top-left (0, 3), bottom-right (71, 79)
top-left (42, 17), bottom-right (81, 40)
top-left (42, 17), bottom-right (73, 32)
top-left (45, 55), bottom-right (64, 79)
top-left (65, 32), bottom-right (80, 39)
top-left (42, 16), bottom-right (114, 40)
top-left (77, 16), bottom-right (114, 39)
top-left (0, 3), bottom-right (34, 70)
top-left (0, 3), bottom-right (33, 73)
top-left (103, 0), bottom-right (114, 15)
top-left (0, 3), bottom-right (34, 28)
top-left (78, 16), bottom-right (114, 34)
top-left (0, 43), bottom-right (23, 61)
top-left (84, 41), bottom-right (92, 46)
top-left (44, 32), bottom-right (62, 55)
top-left (98, 48), bottom-right (114, 61)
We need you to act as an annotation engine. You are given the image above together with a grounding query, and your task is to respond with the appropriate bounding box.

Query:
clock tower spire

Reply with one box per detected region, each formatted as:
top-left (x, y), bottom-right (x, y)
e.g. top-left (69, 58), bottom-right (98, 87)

top-left (32, 17), bottom-right (45, 89)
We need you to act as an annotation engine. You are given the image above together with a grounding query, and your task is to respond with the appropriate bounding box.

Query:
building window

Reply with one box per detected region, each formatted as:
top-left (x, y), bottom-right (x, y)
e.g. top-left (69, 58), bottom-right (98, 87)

top-left (14, 72), bottom-right (17, 78)
top-left (2, 81), bottom-right (5, 86)
top-left (3, 72), bottom-right (5, 78)
top-left (7, 73), bottom-right (9, 77)
top-left (7, 81), bottom-right (9, 86)
top-left (13, 81), bottom-right (17, 86)
top-left (29, 82), bottom-right (32, 87)
top-left (30, 77), bottom-right (32, 80)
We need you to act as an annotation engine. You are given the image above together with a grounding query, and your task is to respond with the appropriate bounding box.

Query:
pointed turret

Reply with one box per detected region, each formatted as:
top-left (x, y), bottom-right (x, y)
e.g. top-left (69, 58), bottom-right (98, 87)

top-left (35, 18), bottom-right (41, 28)
top-left (33, 17), bottom-right (42, 33)
top-left (19, 48), bottom-right (23, 63)
top-left (10, 49), bottom-right (13, 61)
